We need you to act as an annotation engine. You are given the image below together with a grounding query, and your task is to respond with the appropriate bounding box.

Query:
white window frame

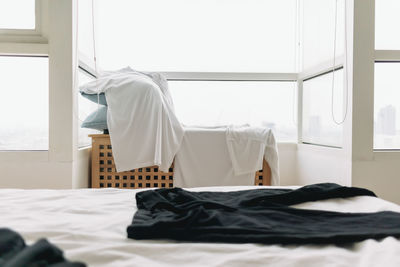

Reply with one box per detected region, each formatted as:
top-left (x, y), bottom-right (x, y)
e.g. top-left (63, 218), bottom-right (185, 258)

top-left (0, 0), bottom-right (46, 43)
top-left (0, 0), bottom-right (49, 161)
top-left (298, 59), bottom-right (345, 148)
top-left (373, 51), bottom-right (400, 152)
top-left (296, 0), bottom-right (348, 149)
top-left (373, 2), bottom-right (400, 151)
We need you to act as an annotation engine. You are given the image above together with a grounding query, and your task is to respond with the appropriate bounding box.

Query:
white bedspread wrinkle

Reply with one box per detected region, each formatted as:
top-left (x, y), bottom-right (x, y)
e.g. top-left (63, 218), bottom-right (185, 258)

top-left (1, 187), bottom-right (400, 267)
top-left (80, 67), bottom-right (184, 172)
top-left (226, 125), bottom-right (279, 185)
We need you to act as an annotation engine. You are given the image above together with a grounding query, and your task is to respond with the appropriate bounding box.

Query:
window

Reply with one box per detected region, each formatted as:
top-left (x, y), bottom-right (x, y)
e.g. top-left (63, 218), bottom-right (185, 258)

top-left (375, 0), bottom-right (400, 50)
top-left (0, 56), bottom-right (48, 150)
top-left (0, 0), bottom-right (36, 30)
top-left (95, 0), bottom-right (297, 72)
top-left (78, 70), bottom-right (100, 148)
top-left (374, 63), bottom-right (400, 149)
top-left (302, 69), bottom-right (344, 147)
top-left (79, 0), bottom-right (300, 143)
top-left (78, 0), bottom-right (95, 59)
top-left (169, 81), bottom-right (297, 142)
top-left (302, 0), bottom-right (345, 70)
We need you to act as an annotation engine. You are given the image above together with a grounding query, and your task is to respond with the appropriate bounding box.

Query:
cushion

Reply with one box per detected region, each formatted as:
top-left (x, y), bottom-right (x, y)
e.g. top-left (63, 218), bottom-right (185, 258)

top-left (80, 92), bottom-right (107, 106)
top-left (81, 106), bottom-right (108, 130)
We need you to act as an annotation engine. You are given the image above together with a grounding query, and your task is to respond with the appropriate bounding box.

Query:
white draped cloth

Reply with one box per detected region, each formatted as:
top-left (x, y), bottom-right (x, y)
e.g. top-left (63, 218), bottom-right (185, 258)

top-left (80, 67), bottom-right (184, 172)
top-left (174, 125), bottom-right (279, 188)
top-left (226, 125), bottom-right (279, 185)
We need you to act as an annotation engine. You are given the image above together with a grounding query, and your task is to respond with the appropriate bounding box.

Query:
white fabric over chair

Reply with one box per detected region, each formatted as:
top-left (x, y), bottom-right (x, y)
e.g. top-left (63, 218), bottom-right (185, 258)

top-left (174, 126), bottom-right (279, 188)
top-left (80, 67), bottom-right (184, 173)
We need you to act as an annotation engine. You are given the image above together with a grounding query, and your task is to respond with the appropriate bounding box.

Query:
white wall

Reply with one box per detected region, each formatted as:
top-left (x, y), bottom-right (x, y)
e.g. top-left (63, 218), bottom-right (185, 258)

top-left (277, 144), bottom-right (298, 186)
top-left (353, 156), bottom-right (400, 204)
top-left (73, 147), bottom-right (91, 188)
top-left (296, 145), bottom-right (351, 186)
top-left (0, 161), bottom-right (72, 189)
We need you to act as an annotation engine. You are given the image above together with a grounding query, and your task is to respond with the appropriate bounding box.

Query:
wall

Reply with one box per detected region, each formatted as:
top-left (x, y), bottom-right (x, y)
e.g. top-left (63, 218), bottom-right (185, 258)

top-left (73, 147), bottom-right (91, 188)
top-left (296, 145), bottom-right (351, 186)
top-left (353, 156), bottom-right (400, 204)
top-left (277, 144), bottom-right (298, 186)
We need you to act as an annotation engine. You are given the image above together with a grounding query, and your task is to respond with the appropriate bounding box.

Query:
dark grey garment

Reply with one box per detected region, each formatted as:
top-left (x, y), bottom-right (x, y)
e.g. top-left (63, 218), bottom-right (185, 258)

top-left (0, 228), bottom-right (86, 267)
top-left (127, 183), bottom-right (400, 245)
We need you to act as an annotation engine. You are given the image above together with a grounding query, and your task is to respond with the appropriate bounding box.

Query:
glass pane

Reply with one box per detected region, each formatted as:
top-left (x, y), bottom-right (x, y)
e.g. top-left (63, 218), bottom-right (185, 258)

top-left (374, 63), bottom-right (400, 149)
top-left (0, 56), bottom-right (48, 150)
top-left (78, 70), bottom-right (101, 148)
top-left (78, 0), bottom-right (95, 58)
top-left (0, 0), bottom-right (35, 29)
top-left (302, 69), bottom-right (344, 147)
top-left (376, 0), bottom-right (400, 50)
top-left (169, 81), bottom-right (297, 142)
top-left (96, 0), bottom-right (297, 72)
top-left (302, 0), bottom-right (345, 70)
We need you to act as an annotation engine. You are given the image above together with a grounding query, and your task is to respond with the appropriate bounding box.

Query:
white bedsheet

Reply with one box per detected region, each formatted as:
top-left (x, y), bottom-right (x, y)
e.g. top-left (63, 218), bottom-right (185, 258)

top-left (1, 186), bottom-right (400, 267)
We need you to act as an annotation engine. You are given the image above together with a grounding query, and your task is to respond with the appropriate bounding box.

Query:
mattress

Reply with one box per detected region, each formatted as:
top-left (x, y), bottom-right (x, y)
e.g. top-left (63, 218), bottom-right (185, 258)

top-left (1, 186), bottom-right (400, 267)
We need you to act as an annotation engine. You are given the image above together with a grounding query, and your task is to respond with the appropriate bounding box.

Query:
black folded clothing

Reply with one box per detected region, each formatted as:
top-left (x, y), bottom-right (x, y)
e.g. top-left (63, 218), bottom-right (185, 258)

top-left (0, 228), bottom-right (85, 267)
top-left (127, 183), bottom-right (400, 245)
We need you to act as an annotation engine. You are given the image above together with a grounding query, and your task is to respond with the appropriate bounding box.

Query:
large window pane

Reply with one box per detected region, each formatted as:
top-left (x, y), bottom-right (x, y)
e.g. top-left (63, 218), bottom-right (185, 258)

top-left (302, 69), bottom-right (344, 147)
top-left (302, 0), bottom-right (345, 70)
top-left (169, 81), bottom-right (297, 142)
top-left (78, 0), bottom-right (95, 58)
top-left (0, 56), bottom-right (48, 150)
top-left (374, 63), bottom-right (400, 149)
top-left (78, 70), bottom-right (100, 148)
top-left (0, 0), bottom-right (35, 29)
top-left (376, 0), bottom-right (400, 50)
top-left (96, 0), bottom-right (297, 72)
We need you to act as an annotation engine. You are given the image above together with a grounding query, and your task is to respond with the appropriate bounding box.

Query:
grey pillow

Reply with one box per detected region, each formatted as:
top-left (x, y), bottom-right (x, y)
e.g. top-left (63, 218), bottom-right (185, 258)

top-left (80, 92), bottom-right (107, 106)
top-left (81, 106), bottom-right (108, 130)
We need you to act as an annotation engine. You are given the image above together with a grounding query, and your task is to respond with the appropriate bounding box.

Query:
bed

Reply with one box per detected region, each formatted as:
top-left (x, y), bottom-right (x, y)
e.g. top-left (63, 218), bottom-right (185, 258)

top-left (1, 186), bottom-right (400, 267)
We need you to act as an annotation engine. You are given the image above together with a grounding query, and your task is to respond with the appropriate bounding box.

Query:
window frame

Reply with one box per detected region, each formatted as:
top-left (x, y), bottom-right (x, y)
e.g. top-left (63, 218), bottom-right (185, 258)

top-left (300, 66), bottom-right (345, 148)
top-left (0, 0), bottom-right (43, 39)
top-left (373, 3), bottom-right (400, 151)
top-left (297, 55), bottom-right (345, 148)
top-left (0, 0), bottom-right (48, 159)
top-left (373, 57), bottom-right (400, 151)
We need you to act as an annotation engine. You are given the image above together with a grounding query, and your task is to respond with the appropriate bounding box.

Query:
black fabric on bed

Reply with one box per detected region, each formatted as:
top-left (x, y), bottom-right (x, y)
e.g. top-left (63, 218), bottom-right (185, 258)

top-left (127, 183), bottom-right (400, 245)
top-left (0, 228), bottom-right (86, 267)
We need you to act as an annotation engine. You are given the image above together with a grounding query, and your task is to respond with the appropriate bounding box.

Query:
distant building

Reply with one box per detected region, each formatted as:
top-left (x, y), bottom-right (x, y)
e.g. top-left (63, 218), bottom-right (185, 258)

top-left (376, 105), bottom-right (396, 135)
